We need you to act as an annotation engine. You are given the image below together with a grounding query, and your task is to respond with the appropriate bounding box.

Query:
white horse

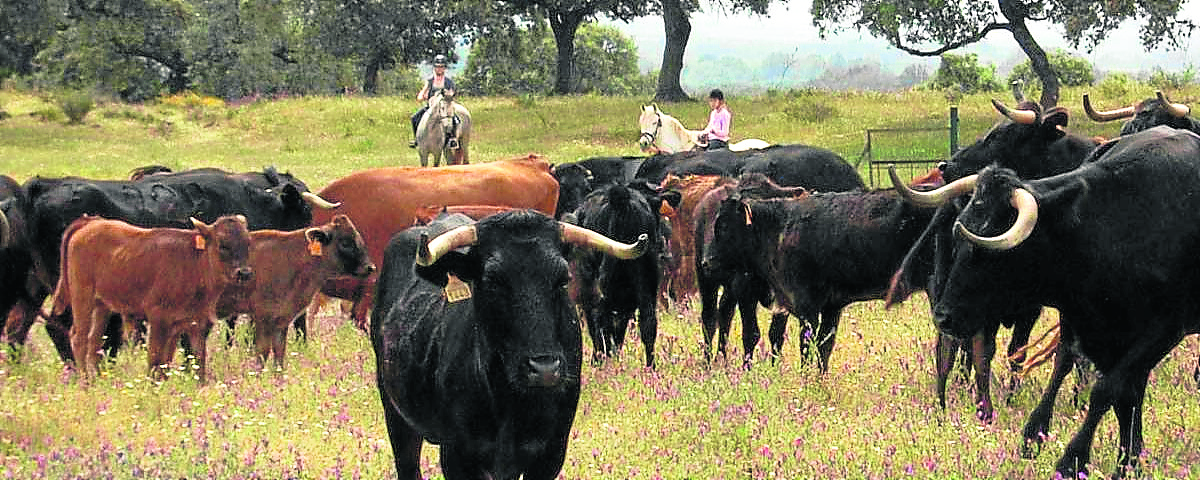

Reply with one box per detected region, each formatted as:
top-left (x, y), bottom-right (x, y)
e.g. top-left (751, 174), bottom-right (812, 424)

top-left (637, 104), bottom-right (770, 154)
top-left (416, 91), bottom-right (472, 167)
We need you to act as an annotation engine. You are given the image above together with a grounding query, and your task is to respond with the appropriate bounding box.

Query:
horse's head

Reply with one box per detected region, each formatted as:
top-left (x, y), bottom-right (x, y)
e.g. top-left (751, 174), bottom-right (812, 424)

top-left (638, 104), bottom-right (663, 152)
top-left (427, 92), bottom-right (461, 149)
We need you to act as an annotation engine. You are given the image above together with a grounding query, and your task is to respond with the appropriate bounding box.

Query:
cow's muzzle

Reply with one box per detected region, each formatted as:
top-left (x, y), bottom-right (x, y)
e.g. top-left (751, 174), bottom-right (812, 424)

top-left (932, 306), bottom-right (981, 341)
top-left (525, 355), bottom-right (564, 388)
top-left (234, 267), bottom-right (254, 284)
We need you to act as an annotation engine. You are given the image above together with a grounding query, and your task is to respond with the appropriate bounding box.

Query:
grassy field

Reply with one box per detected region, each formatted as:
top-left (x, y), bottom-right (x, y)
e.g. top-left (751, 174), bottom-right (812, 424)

top-left (1, 87), bottom-right (1199, 479)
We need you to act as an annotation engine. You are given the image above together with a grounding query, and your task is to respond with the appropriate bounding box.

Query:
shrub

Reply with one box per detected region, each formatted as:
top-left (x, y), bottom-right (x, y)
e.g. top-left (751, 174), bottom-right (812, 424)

top-left (1147, 66), bottom-right (1196, 90)
top-left (57, 90), bottom-right (94, 124)
top-left (1007, 50), bottom-right (1095, 88)
top-left (1096, 72), bottom-right (1139, 98)
top-left (928, 53), bottom-right (1001, 94)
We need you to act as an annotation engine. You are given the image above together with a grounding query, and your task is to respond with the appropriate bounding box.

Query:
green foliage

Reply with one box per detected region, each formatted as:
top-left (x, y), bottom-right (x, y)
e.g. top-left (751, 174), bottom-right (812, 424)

top-left (56, 90), bottom-right (95, 124)
top-left (1096, 72), bottom-right (1139, 98)
top-left (1147, 65), bottom-right (1197, 90)
top-left (929, 53), bottom-right (1001, 94)
top-left (1007, 50), bottom-right (1095, 88)
top-left (459, 22), bottom-right (650, 95)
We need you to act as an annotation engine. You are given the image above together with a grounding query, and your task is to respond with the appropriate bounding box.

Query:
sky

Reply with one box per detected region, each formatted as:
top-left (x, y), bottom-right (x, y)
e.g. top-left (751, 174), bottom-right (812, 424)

top-left (603, 1), bottom-right (1200, 75)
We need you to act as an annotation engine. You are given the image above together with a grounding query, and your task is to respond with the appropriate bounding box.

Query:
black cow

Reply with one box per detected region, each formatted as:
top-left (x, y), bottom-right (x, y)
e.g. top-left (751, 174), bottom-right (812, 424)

top-left (888, 100), bottom-right (1101, 424)
top-left (911, 125), bottom-right (1200, 478)
top-left (634, 144), bottom-right (865, 192)
top-left (569, 183), bottom-right (676, 368)
top-left (553, 156), bottom-right (648, 220)
top-left (1084, 90), bottom-right (1200, 135)
top-left (0, 176), bottom-right (42, 352)
top-left (692, 173), bottom-right (809, 364)
top-left (8, 166), bottom-right (338, 362)
top-left (708, 186), bottom-right (935, 372)
top-left (370, 209), bottom-right (647, 480)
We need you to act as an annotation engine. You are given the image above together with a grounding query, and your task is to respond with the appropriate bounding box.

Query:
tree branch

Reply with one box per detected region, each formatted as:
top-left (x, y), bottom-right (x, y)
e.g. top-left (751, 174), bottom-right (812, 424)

top-left (884, 22), bottom-right (1010, 57)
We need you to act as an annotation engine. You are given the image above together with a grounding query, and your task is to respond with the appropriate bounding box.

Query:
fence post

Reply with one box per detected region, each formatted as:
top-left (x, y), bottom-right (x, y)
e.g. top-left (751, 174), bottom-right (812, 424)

top-left (949, 106), bottom-right (959, 156)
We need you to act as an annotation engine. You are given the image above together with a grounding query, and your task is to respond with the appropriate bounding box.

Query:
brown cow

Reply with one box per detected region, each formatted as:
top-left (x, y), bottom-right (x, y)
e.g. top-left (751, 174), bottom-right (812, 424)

top-left (412, 204), bottom-right (517, 225)
top-left (52, 215), bottom-right (252, 381)
top-left (657, 174), bottom-right (733, 306)
top-left (218, 214), bottom-right (374, 369)
top-left (310, 154), bottom-right (560, 329)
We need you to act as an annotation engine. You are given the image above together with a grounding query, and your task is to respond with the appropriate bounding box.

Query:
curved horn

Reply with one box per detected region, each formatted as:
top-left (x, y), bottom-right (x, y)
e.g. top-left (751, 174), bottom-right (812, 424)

top-left (416, 225), bottom-right (478, 267)
top-left (1083, 93), bottom-right (1136, 122)
top-left (0, 207), bottom-right (10, 248)
top-left (991, 99), bottom-right (1037, 124)
top-left (889, 164), bottom-right (978, 208)
top-left (1157, 90), bottom-right (1191, 118)
top-left (560, 223), bottom-right (648, 260)
top-left (301, 191), bottom-right (341, 209)
top-left (955, 188), bottom-right (1039, 251)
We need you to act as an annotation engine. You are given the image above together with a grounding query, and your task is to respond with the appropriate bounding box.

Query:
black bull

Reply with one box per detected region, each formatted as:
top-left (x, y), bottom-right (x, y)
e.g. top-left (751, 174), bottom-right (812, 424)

top-left (905, 125), bottom-right (1200, 478)
top-left (3, 166), bottom-right (337, 362)
top-left (708, 188), bottom-right (935, 371)
top-left (370, 210), bottom-right (647, 480)
top-left (887, 99), bottom-right (1100, 424)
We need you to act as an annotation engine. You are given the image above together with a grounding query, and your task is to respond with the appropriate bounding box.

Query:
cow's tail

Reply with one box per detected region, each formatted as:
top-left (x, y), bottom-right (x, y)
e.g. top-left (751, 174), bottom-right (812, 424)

top-left (51, 216), bottom-right (99, 316)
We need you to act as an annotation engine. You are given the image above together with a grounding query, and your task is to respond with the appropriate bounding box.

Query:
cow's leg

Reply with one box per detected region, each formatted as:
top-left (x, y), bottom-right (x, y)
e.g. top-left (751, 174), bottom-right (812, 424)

top-left (185, 317), bottom-right (213, 383)
top-left (291, 312), bottom-right (308, 343)
top-left (934, 333), bottom-right (960, 411)
top-left (1022, 338), bottom-right (1077, 458)
top-left (439, 444), bottom-right (484, 480)
top-left (83, 303), bottom-right (112, 375)
top-left (697, 273), bottom-right (720, 361)
top-left (813, 307), bottom-right (843, 373)
top-left (714, 284), bottom-right (738, 359)
top-left (67, 305), bottom-right (91, 373)
top-left (223, 315), bottom-right (238, 348)
top-left (765, 305), bottom-right (788, 360)
top-left (636, 302), bottom-right (657, 369)
top-left (971, 324), bottom-right (1000, 423)
top-left (378, 388), bottom-right (422, 480)
top-left (146, 319), bottom-right (177, 379)
top-left (3, 300), bottom-right (38, 355)
top-left (737, 294), bottom-right (759, 367)
top-left (1053, 330), bottom-right (1178, 478)
top-left (272, 317), bottom-right (290, 370)
top-left (100, 313), bottom-right (124, 360)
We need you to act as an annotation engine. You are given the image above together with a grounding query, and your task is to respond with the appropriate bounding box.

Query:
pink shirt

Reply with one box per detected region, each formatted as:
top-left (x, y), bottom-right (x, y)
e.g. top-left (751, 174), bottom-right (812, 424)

top-left (701, 107), bottom-right (731, 141)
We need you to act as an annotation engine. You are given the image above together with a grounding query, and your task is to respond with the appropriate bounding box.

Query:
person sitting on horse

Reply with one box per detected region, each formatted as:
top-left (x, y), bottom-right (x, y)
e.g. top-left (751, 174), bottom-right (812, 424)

top-left (697, 88), bottom-right (731, 151)
top-left (409, 54), bottom-right (456, 148)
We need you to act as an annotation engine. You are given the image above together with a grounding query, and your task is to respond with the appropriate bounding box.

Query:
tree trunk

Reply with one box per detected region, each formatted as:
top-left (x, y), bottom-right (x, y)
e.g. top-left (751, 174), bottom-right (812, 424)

top-left (548, 9), bottom-right (586, 95)
top-left (999, 0), bottom-right (1059, 108)
top-left (654, 0), bottom-right (692, 102)
top-left (363, 51), bottom-right (383, 95)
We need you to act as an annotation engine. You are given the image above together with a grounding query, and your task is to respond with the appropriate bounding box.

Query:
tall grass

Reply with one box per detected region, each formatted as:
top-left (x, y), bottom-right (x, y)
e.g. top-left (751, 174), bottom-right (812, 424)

top-left (1, 86), bottom-right (1198, 479)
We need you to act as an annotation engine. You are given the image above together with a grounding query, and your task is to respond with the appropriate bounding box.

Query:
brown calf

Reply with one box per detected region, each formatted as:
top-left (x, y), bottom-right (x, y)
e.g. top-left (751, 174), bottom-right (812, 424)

top-left (52, 215), bottom-right (252, 381)
top-left (218, 214), bottom-right (374, 368)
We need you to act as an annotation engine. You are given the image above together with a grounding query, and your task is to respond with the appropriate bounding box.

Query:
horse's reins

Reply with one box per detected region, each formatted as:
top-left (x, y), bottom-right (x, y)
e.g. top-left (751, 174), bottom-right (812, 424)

top-left (639, 112), bottom-right (662, 149)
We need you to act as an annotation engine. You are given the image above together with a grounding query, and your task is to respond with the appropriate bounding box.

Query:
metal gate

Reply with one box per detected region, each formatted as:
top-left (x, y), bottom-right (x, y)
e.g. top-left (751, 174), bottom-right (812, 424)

top-left (857, 107), bottom-right (959, 188)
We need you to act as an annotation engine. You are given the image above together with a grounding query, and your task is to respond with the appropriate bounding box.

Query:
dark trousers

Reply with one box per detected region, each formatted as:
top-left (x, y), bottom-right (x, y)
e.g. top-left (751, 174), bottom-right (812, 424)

top-left (411, 106), bottom-right (428, 137)
top-left (705, 139), bottom-right (728, 151)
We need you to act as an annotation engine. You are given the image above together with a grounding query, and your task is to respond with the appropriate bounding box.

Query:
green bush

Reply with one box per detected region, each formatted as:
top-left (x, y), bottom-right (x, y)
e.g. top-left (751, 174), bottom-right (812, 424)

top-left (1096, 72), bottom-right (1139, 98)
top-left (1007, 50), bottom-right (1095, 88)
top-left (1147, 65), bottom-right (1196, 90)
top-left (928, 53), bottom-right (1002, 94)
top-left (57, 90), bottom-right (94, 124)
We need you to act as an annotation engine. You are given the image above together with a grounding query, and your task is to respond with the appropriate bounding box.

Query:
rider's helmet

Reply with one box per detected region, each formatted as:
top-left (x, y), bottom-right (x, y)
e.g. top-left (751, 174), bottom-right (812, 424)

top-left (432, 54), bottom-right (449, 67)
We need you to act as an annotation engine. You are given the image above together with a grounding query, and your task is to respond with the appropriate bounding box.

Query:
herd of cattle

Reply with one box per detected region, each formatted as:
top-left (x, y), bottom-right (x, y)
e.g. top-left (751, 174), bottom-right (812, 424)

top-left (1, 91), bottom-right (1199, 478)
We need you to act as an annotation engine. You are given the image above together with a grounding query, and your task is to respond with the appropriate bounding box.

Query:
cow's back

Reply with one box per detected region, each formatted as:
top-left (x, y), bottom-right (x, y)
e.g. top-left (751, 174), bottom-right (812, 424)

top-left (312, 156), bottom-right (560, 265)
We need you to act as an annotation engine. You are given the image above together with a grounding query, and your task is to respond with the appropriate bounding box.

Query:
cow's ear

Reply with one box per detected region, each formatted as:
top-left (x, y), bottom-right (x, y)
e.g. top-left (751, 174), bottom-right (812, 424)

top-left (1041, 108), bottom-right (1069, 139)
top-left (280, 184), bottom-right (302, 206)
top-left (305, 227), bottom-right (331, 244)
top-left (660, 191), bottom-right (683, 209)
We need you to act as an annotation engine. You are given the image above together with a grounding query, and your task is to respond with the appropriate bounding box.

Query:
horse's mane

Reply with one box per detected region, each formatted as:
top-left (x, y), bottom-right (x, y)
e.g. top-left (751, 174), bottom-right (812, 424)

top-left (655, 111), bottom-right (693, 138)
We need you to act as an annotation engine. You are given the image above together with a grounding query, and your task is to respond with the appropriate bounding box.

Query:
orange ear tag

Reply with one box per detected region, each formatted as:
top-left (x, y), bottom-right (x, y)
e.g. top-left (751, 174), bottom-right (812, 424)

top-left (308, 240), bottom-right (323, 256)
top-left (194, 235), bottom-right (207, 251)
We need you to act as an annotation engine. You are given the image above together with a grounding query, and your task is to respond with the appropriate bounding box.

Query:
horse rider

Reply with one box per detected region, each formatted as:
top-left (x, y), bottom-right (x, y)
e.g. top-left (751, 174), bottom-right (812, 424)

top-left (697, 88), bottom-right (731, 151)
top-left (410, 54), bottom-right (456, 148)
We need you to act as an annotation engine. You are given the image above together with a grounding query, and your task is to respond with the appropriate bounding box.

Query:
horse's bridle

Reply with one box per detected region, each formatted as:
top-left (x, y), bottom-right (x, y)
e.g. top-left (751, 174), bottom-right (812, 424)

top-left (639, 112), bottom-right (662, 149)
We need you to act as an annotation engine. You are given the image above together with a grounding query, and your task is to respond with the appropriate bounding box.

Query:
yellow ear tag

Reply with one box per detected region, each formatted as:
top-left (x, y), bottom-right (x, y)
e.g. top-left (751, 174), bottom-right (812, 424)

top-left (444, 274), bottom-right (472, 303)
top-left (194, 235), bottom-right (206, 251)
top-left (308, 240), bottom-right (323, 257)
